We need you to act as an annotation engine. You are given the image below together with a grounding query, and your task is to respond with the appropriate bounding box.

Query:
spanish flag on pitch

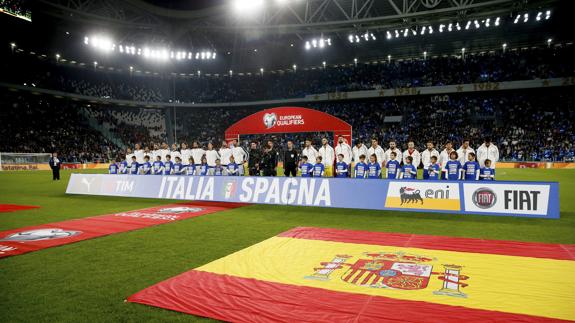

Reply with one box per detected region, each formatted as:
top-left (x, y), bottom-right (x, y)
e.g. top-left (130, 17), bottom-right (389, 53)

top-left (128, 227), bottom-right (575, 322)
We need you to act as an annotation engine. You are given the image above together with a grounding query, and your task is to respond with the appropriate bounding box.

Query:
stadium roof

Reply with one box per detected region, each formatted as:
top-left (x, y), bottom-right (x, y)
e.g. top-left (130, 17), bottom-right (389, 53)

top-left (2, 0), bottom-right (569, 72)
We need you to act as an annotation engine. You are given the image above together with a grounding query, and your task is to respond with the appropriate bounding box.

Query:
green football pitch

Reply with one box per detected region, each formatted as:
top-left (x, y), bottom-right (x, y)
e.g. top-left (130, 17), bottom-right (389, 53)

top-left (0, 169), bottom-right (574, 322)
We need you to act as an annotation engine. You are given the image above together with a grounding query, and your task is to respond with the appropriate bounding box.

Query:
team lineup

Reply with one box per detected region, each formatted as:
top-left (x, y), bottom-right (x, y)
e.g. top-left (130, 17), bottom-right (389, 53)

top-left (103, 135), bottom-right (499, 181)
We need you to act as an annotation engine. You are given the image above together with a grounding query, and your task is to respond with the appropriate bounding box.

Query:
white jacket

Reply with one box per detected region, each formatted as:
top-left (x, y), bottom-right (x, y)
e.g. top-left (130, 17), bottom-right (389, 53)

top-left (319, 145), bottom-right (335, 166)
top-left (335, 143), bottom-right (353, 164)
top-left (477, 143), bottom-right (499, 167)
top-left (421, 149), bottom-right (440, 168)
top-left (352, 144), bottom-right (369, 162)
top-left (302, 146), bottom-right (319, 163)
top-left (456, 146), bottom-right (475, 166)
top-left (232, 146), bottom-right (247, 163)
top-left (191, 148), bottom-right (205, 165)
top-left (439, 149), bottom-right (455, 167)
top-left (384, 148), bottom-right (403, 165)
top-left (180, 149), bottom-right (193, 165)
top-left (219, 147), bottom-right (233, 165)
top-left (368, 145), bottom-right (385, 165)
top-left (403, 149), bottom-right (421, 168)
top-left (205, 150), bottom-right (220, 167)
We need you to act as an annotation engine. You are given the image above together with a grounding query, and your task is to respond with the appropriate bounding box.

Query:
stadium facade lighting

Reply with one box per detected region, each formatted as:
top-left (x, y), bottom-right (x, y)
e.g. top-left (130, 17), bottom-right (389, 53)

top-left (260, 67), bottom-right (264, 75)
top-left (547, 38), bottom-right (552, 47)
top-left (229, 70), bottom-right (233, 77)
top-left (387, 55), bottom-right (391, 63)
top-left (546, 10), bottom-right (551, 20)
top-left (322, 61), bottom-right (326, 68)
top-left (10, 42), bottom-right (16, 49)
top-left (502, 43), bottom-right (507, 52)
top-left (353, 58), bottom-right (358, 66)
top-left (292, 64), bottom-right (297, 72)
top-left (55, 53), bottom-right (60, 61)
top-left (349, 32), bottom-right (375, 43)
top-left (84, 35), bottom-right (216, 62)
top-left (423, 51), bottom-right (427, 59)
top-left (306, 37), bottom-right (331, 50)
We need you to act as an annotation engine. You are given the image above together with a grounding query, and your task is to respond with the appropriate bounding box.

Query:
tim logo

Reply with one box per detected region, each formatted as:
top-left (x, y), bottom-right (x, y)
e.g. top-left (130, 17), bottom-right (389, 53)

top-left (263, 113), bottom-right (277, 129)
top-left (224, 181), bottom-right (237, 199)
top-left (400, 187), bottom-right (424, 205)
top-left (472, 188), bottom-right (497, 209)
top-left (115, 180), bottom-right (135, 193)
top-left (1, 228), bottom-right (82, 242)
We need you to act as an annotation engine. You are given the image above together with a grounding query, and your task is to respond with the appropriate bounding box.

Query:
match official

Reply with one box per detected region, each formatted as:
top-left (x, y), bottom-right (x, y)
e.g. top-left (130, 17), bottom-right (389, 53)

top-left (283, 140), bottom-right (299, 177)
top-left (49, 152), bottom-right (61, 180)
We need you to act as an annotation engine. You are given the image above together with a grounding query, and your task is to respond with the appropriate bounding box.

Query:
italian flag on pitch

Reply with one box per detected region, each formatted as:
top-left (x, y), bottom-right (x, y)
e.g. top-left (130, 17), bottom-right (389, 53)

top-left (129, 227), bottom-right (575, 322)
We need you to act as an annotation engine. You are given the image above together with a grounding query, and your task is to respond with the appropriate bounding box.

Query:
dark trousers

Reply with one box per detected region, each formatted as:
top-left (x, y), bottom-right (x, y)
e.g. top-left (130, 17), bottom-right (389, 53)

top-left (284, 165), bottom-right (297, 177)
top-left (262, 168), bottom-right (275, 177)
top-left (249, 167), bottom-right (259, 176)
top-left (52, 168), bottom-right (60, 180)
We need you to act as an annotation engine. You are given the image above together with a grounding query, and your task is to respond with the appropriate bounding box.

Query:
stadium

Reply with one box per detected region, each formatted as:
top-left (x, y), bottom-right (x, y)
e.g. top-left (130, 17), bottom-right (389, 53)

top-left (0, 0), bottom-right (574, 321)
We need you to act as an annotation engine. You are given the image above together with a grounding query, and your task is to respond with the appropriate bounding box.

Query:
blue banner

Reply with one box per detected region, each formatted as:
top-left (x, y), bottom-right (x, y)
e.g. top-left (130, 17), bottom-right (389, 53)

top-left (66, 174), bottom-right (560, 219)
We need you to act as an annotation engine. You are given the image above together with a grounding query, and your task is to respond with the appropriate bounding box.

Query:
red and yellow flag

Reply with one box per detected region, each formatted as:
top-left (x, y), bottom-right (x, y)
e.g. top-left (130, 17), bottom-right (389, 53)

top-left (129, 227), bottom-right (575, 322)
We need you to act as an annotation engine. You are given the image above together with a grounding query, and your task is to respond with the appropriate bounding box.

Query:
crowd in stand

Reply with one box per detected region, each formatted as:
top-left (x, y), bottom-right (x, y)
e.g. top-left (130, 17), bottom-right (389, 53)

top-left (2, 45), bottom-right (573, 103)
top-left (81, 107), bottom-right (167, 146)
top-left (0, 93), bottom-right (120, 162)
top-left (0, 87), bottom-right (573, 163)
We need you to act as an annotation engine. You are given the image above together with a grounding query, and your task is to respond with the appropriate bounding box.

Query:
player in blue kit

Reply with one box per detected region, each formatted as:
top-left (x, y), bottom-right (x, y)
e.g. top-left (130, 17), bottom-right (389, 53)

top-left (199, 157), bottom-right (209, 176)
top-left (385, 152), bottom-right (401, 179)
top-left (427, 156), bottom-right (441, 180)
top-left (226, 156), bottom-right (239, 176)
top-left (443, 151), bottom-right (462, 180)
top-left (367, 154), bottom-right (381, 179)
top-left (463, 152), bottom-right (480, 180)
top-left (152, 156), bottom-right (164, 175)
top-left (186, 157), bottom-right (195, 175)
top-left (172, 156), bottom-right (184, 175)
top-left (335, 154), bottom-right (348, 178)
top-left (299, 156), bottom-right (313, 177)
top-left (400, 156), bottom-right (417, 179)
top-left (313, 156), bottom-right (325, 177)
top-left (354, 154), bottom-right (368, 178)
top-left (129, 156), bottom-right (139, 175)
top-left (108, 158), bottom-right (119, 174)
top-left (139, 155), bottom-right (151, 175)
top-left (213, 159), bottom-right (225, 176)
top-left (163, 154), bottom-right (174, 175)
top-left (479, 159), bottom-right (496, 180)
top-left (119, 158), bottom-right (129, 174)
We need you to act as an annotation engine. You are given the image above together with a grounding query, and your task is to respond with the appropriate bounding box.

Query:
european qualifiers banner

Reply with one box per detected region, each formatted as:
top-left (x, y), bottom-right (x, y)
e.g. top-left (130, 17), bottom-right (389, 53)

top-left (66, 174), bottom-right (560, 219)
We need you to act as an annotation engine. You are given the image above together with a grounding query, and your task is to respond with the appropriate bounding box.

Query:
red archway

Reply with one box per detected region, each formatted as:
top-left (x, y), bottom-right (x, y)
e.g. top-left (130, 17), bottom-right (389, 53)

top-left (224, 107), bottom-right (352, 146)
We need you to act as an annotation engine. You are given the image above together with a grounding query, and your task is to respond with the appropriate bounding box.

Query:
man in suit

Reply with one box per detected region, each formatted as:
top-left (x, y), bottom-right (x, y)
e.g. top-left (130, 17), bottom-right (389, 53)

top-left (49, 152), bottom-right (61, 180)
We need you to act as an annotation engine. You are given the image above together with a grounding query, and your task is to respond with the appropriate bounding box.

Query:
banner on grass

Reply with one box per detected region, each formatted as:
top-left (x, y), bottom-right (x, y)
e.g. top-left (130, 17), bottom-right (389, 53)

top-left (66, 174), bottom-right (560, 218)
top-left (0, 202), bottom-right (244, 259)
top-left (128, 227), bottom-right (575, 322)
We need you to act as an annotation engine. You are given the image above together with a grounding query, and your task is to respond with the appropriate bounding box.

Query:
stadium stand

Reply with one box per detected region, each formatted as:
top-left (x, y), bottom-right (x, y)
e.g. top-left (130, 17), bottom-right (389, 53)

top-left (2, 45), bottom-right (573, 103)
top-left (1, 87), bottom-right (572, 162)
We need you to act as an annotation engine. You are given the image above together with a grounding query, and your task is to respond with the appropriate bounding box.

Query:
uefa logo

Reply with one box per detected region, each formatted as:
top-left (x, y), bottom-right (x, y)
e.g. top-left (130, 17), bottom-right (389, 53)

top-left (263, 113), bottom-right (277, 129)
top-left (472, 188), bottom-right (497, 209)
top-left (1, 228), bottom-right (82, 242)
top-left (158, 207), bottom-right (204, 214)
